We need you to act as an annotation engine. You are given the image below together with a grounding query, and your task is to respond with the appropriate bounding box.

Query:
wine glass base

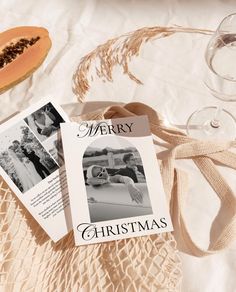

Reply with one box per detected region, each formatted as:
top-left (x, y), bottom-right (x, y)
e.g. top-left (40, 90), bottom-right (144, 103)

top-left (186, 106), bottom-right (236, 140)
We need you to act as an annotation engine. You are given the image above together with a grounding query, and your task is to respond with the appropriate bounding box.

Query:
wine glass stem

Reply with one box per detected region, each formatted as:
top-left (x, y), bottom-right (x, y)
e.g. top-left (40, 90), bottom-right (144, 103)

top-left (210, 106), bottom-right (222, 128)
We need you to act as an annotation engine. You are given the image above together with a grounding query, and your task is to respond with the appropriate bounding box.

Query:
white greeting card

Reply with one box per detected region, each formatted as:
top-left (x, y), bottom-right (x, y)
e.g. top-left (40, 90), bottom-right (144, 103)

top-left (0, 98), bottom-right (72, 242)
top-left (61, 115), bottom-right (173, 245)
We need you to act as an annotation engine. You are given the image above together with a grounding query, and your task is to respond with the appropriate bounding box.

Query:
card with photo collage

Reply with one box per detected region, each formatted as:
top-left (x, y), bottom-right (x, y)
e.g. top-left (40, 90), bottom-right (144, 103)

top-left (0, 97), bottom-right (72, 242)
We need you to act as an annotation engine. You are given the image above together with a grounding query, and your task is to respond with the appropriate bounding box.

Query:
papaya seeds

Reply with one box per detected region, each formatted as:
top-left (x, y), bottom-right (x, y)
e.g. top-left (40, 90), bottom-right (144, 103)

top-left (0, 36), bottom-right (40, 68)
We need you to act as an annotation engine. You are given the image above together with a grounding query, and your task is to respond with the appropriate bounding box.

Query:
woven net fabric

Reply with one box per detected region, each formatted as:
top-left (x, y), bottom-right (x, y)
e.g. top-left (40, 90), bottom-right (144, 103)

top-left (0, 177), bottom-right (182, 292)
top-left (0, 104), bottom-right (182, 291)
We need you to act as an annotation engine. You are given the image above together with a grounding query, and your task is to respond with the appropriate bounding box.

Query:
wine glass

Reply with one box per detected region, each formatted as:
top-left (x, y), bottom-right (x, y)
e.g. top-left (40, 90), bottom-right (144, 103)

top-left (187, 13), bottom-right (236, 140)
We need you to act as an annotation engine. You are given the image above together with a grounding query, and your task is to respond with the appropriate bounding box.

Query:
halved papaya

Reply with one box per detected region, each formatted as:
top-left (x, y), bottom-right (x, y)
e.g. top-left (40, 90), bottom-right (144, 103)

top-left (0, 26), bottom-right (51, 93)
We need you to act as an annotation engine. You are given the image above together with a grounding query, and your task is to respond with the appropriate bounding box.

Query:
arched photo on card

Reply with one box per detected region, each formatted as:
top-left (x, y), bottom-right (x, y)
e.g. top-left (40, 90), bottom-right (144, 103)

top-left (82, 135), bottom-right (153, 223)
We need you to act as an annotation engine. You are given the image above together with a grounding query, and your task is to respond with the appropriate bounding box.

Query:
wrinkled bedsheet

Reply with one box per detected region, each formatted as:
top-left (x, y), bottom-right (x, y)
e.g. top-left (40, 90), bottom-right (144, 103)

top-left (1, 1), bottom-right (236, 291)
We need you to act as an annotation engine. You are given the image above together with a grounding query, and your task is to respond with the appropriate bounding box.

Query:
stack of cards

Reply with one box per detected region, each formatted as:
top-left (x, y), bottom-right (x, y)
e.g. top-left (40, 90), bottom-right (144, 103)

top-left (0, 98), bottom-right (172, 245)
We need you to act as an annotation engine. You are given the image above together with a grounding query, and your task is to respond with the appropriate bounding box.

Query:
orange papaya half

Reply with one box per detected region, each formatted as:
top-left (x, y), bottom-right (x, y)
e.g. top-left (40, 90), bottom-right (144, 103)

top-left (0, 26), bottom-right (51, 93)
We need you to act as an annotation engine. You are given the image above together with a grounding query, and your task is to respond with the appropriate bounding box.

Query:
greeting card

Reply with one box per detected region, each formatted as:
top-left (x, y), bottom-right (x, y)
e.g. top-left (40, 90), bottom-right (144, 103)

top-left (61, 115), bottom-right (173, 245)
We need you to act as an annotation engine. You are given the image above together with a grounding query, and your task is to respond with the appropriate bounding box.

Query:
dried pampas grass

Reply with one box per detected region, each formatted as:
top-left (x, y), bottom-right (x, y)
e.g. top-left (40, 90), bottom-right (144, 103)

top-left (72, 26), bottom-right (212, 102)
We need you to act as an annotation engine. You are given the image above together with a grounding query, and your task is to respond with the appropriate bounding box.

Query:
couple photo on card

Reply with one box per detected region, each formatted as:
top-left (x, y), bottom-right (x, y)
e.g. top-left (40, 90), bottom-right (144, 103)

top-left (24, 102), bottom-right (64, 142)
top-left (82, 135), bottom-right (153, 223)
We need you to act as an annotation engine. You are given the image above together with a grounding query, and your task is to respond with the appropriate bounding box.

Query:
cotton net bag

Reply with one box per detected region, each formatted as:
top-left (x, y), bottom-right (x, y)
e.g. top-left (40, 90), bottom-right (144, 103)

top-left (0, 102), bottom-right (184, 292)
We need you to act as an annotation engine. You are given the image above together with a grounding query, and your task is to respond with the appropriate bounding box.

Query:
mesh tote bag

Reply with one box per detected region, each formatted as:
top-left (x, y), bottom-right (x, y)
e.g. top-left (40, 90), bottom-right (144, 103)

top-left (1, 103), bottom-right (183, 292)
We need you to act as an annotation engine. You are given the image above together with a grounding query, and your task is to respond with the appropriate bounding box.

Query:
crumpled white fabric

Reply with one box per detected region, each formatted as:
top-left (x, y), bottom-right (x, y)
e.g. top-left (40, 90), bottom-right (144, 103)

top-left (0, 1), bottom-right (236, 291)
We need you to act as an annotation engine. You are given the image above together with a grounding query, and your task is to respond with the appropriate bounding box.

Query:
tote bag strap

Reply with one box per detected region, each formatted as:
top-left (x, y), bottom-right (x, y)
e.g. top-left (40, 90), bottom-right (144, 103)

top-left (99, 102), bottom-right (236, 257)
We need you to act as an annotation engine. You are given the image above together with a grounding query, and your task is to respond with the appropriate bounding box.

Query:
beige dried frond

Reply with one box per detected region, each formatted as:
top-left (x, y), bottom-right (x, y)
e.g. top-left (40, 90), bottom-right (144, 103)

top-left (72, 26), bottom-right (212, 101)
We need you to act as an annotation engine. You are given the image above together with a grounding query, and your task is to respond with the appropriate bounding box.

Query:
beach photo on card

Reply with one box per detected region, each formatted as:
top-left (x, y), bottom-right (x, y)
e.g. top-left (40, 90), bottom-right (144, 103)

top-left (24, 102), bottom-right (65, 143)
top-left (83, 135), bottom-right (153, 223)
top-left (0, 120), bottom-right (59, 193)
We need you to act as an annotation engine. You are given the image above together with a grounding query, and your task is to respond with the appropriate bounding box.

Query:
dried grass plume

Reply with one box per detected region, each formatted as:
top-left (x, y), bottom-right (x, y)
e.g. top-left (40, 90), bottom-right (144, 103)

top-left (72, 26), bottom-right (212, 102)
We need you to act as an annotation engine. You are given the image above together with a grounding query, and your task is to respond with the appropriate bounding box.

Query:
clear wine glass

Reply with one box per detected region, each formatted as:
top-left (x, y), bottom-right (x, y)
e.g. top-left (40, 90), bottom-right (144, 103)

top-left (187, 13), bottom-right (236, 140)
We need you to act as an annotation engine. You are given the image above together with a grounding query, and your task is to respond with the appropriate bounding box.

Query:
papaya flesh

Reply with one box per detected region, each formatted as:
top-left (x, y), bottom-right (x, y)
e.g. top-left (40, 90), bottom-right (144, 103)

top-left (0, 26), bottom-right (51, 93)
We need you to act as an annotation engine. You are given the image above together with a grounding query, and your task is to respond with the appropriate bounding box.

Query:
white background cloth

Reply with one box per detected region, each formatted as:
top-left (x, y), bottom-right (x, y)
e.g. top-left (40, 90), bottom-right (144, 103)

top-left (1, 1), bottom-right (236, 291)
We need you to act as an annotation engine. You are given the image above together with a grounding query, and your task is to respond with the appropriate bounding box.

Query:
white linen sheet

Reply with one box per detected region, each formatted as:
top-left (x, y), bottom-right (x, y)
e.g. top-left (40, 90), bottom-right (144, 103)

top-left (1, 1), bottom-right (236, 291)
